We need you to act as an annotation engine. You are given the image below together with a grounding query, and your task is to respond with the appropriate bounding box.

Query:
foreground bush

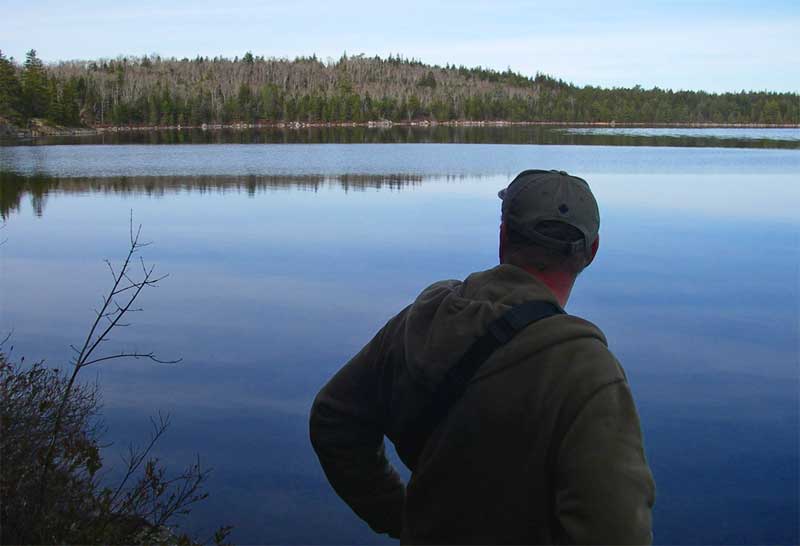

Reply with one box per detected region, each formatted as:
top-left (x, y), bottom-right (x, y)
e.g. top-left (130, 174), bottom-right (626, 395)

top-left (1, 354), bottom-right (211, 544)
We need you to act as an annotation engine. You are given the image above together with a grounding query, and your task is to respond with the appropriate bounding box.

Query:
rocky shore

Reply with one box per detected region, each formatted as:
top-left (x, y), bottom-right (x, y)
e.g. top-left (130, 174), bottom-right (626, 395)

top-left (0, 118), bottom-right (97, 139)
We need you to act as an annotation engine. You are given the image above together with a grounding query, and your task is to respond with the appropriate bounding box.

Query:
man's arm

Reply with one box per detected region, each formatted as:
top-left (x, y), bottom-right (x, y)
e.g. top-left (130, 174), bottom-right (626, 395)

top-left (309, 315), bottom-right (406, 538)
top-left (554, 380), bottom-right (656, 545)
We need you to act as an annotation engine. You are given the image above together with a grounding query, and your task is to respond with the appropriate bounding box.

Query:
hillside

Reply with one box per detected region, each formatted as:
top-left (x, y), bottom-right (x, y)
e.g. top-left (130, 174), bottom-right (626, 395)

top-left (1, 50), bottom-right (798, 129)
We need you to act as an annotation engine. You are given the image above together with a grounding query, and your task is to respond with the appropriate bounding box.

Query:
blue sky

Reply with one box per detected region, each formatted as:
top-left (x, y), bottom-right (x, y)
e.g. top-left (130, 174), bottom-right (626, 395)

top-left (3, 0), bottom-right (798, 92)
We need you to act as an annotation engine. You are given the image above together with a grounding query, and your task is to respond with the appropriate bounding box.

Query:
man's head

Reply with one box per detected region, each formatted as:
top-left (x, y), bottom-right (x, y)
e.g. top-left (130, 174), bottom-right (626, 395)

top-left (498, 169), bottom-right (600, 276)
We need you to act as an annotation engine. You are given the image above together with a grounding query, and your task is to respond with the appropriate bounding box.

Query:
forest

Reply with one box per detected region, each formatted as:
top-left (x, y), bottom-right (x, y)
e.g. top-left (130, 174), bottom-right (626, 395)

top-left (1, 49), bottom-right (797, 128)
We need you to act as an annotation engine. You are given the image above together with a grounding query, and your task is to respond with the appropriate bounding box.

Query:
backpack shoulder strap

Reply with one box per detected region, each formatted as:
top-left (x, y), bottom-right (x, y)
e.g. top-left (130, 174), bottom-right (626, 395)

top-left (407, 300), bottom-right (565, 465)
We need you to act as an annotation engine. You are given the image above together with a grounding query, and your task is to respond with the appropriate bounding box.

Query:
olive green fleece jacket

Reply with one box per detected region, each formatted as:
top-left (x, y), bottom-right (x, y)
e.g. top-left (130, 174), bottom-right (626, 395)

top-left (309, 264), bottom-right (655, 544)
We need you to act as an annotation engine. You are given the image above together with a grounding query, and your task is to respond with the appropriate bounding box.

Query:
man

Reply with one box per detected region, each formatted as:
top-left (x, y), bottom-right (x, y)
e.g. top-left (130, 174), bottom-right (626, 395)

top-left (310, 169), bottom-right (655, 544)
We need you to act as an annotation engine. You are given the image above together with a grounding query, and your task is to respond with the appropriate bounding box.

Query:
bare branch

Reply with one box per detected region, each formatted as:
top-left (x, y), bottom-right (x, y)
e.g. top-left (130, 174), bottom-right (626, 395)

top-left (108, 412), bottom-right (171, 511)
top-left (1, 329), bottom-right (13, 347)
top-left (149, 453), bottom-right (211, 529)
top-left (104, 259), bottom-right (118, 282)
top-left (81, 352), bottom-right (182, 367)
top-left (36, 215), bottom-right (181, 523)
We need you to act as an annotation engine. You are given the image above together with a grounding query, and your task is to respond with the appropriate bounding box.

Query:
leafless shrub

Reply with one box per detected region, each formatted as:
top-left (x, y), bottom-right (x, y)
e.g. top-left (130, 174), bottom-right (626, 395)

top-left (0, 215), bottom-right (231, 545)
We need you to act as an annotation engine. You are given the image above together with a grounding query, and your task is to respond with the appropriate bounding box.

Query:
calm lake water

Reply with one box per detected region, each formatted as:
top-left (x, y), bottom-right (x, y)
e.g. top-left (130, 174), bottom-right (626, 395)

top-left (1, 129), bottom-right (798, 544)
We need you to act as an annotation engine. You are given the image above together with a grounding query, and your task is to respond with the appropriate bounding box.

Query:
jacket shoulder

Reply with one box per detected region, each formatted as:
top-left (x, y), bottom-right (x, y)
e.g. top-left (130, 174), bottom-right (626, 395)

top-left (475, 312), bottom-right (621, 384)
top-left (540, 315), bottom-right (628, 408)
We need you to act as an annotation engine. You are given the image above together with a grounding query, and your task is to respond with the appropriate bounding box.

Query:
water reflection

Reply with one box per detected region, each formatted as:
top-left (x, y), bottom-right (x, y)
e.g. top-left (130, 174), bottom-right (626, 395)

top-left (4, 169), bottom-right (798, 224)
top-left (3, 125), bottom-right (799, 149)
top-left (0, 172), bottom-right (426, 219)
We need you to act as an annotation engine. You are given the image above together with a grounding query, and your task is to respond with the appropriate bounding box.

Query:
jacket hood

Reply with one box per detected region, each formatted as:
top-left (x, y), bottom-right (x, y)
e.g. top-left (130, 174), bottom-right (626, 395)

top-left (401, 264), bottom-right (607, 391)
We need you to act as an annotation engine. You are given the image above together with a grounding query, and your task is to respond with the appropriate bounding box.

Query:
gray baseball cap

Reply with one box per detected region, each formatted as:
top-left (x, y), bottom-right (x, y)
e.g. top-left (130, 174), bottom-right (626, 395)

top-left (498, 169), bottom-right (600, 257)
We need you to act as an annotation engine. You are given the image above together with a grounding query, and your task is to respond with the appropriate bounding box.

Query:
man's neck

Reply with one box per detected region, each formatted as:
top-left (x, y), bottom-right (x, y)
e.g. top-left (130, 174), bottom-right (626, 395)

top-left (517, 265), bottom-right (574, 308)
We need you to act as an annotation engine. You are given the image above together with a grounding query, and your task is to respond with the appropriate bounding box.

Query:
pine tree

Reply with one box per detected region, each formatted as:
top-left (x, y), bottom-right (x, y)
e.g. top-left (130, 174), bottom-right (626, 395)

top-left (0, 50), bottom-right (23, 120)
top-left (21, 49), bottom-right (51, 119)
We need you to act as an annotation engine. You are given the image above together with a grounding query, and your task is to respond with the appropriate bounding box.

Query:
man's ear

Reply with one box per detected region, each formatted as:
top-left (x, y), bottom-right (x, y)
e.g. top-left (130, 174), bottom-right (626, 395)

top-left (584, 234), bottom-right (600, 267)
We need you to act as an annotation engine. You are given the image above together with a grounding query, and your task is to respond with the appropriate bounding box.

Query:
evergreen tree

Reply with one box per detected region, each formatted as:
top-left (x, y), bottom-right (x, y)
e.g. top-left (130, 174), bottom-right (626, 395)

top-left (417, 70), bottom-right (437, 89)
top-left (21, 49), bottom-right (51, 119)
top-left (0, 50), bottom-right (23, 120)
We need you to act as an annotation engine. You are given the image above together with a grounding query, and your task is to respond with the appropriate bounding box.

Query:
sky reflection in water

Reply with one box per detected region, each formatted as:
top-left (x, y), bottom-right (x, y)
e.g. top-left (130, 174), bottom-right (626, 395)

top-left (0, 144), bottom-right (798, 544)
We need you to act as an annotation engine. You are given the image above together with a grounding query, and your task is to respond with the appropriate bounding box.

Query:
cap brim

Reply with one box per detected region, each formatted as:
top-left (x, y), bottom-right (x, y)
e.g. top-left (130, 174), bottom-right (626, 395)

top-left (498, 188), bottom-right (507, 199)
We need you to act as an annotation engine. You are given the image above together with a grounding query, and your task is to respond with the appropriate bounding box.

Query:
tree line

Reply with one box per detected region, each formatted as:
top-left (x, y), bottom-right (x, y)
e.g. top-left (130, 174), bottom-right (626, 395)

top-left (1, 49), bottom-right (797, 128)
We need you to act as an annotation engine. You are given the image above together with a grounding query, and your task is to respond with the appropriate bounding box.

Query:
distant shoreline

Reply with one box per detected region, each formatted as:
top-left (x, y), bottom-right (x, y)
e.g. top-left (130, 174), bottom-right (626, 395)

top-left (3, 119), bottom-right (799, 140)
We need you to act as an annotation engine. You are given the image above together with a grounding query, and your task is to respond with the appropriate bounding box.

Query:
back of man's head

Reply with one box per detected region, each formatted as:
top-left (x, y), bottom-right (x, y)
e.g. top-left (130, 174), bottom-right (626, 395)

top-left (498, 170), bottom-right (600, 275)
